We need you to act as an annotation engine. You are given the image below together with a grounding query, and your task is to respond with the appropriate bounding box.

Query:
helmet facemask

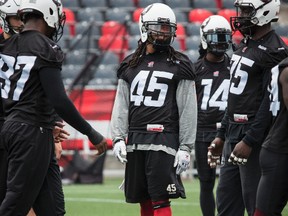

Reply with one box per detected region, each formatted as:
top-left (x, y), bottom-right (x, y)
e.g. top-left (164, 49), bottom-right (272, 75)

top-left (52, 9), bottom-right (65, 42)
top-left (204, 28), bottom-right (232, 56)
top-left (145, 18), bottom-right (177, 51)
top-left (230, 3), bottom-right (257, 36)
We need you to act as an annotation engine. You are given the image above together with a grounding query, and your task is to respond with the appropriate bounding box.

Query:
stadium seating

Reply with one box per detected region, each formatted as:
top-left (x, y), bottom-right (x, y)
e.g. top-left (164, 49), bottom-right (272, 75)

top-left (81, 0), bottom-right (108, 10)
top-left (192, 0), bottom-right (217, 11)
top-left (109, 0), bottom-right (135, 9)
top-left (138, 0), bottom-right (163, 8)
top-left (186, 23), bottom-right (201, 37)
top-left (132, 8), bottom-right (144, 22)
top-left (217, 9), bottom-right (237, 22)
top-left (186, 36), bottom-right (201, 51)
top-left (101, 20), bottom-right (128, 36)
top-left (222, 0), bottom-right (235, 9)
top-left (174, 10), bottom-right (189, 23)
top-left (281, 36), bottom-right (288, 45)
top-left (176, 23), bottom-right (187, 50)
top-left (188, 8), bottom-right (214, 24)
top-left (98, 35), bottom-right (129, 61)
top-left (164, 0), bottom-right (191, 10)
top-left (105, 8), bottom-right (132, 23)
top-left (63, 8), bottom-right (76, 36)
top-left (76, 8), bottom-right (105, 23)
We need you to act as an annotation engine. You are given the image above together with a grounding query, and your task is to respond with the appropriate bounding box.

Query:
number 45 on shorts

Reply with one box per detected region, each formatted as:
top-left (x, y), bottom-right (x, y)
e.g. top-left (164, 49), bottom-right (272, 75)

top-left (166, 184), bottom-right (176, 195)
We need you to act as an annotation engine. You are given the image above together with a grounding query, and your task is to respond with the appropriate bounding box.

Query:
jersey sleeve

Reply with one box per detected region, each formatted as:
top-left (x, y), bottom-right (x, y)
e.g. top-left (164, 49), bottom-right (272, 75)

top-left (175, 51), bottom-right (196, 81)
top-left (29, 33), bottom-right (64, 70)
top-left (177, 80), bottom-right (197, 152)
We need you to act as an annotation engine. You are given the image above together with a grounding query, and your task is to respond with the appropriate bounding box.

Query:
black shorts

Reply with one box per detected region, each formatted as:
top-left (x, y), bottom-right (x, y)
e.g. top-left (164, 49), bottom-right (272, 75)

top-left (124, 150), bottom-right (186, 203)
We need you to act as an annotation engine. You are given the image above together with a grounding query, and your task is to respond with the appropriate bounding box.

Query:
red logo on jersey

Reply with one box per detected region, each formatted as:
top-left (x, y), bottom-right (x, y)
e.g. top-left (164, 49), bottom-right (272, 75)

top-left (242, 47), bottom-right (248, 52)
top-left (213, 71), bottom-right (219, 77)
top-left (148, 61), bottom-right (154, 67)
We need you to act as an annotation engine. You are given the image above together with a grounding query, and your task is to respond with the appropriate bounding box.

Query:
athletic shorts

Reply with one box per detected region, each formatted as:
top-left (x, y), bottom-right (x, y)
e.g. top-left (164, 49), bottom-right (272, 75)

top-left (124, 150), bottom-right (186, 203)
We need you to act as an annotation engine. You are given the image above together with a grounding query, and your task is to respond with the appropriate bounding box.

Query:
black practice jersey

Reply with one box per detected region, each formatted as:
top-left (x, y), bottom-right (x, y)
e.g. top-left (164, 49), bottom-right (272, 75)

top-left (0, 33), bottom-right (5, 122)
top-left (117, 51), bottom-right (195, 133)
top-left (195, 55), bottom-right (230, 132)
top-left (228, 31), bottom-right (288, 122)
top-left (0, 30), bottom-right (64, 128)
top-left (263, 58), bottom-right (288, 153)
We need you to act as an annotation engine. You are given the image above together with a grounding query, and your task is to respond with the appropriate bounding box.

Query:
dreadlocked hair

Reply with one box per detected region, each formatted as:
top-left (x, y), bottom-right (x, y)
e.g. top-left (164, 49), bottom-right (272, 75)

top-left (128, 39), bottom-right (183, 68)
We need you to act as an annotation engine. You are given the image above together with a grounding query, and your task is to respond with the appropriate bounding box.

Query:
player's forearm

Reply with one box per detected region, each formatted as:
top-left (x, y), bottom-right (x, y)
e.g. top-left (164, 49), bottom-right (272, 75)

top-left (110, 79), bottom-right (129, 142)
top-left (176, 80), bottom-right (197, 152)
top-left (39, 67), bottom-right (103, 142)
top-left (242, 90), bottom-right (272, 147)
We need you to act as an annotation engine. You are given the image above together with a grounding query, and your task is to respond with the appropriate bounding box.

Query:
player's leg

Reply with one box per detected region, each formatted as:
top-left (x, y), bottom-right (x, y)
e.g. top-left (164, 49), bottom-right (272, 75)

top-left (0, 122), bottom-right (53, 215)
top-left (140, 199), bottom-right (153, 216)
top-left (33, 141), bottom-right (65, 216)
top-left (195, 140), bottom-right (216, 216)
top-left (0, 121), bottom-right (7, 205)
top-left (216, 139), bottom-right (245, 216)
top-left (0, 148), bottom-right (8, 204)
top-left (125, 150), bottom-right (152, 216)
top-left (254, 148), bottom-right (288, 216)
top-left (147, 150), bottom-right (186, 216)
top-left (239, 145), bottom-right (261, 216)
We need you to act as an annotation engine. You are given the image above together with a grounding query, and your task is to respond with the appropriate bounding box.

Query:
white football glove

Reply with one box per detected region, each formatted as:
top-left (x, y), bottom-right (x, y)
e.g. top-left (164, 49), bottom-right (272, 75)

top-left (173, 150), bottom-right (191, 175)
top-left (112, 140), bottom-right (127, 164)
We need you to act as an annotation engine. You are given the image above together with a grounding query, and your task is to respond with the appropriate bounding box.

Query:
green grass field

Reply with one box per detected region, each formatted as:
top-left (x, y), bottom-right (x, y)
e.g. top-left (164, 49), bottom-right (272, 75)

top-left (63, 177), bottom-right (288, 216)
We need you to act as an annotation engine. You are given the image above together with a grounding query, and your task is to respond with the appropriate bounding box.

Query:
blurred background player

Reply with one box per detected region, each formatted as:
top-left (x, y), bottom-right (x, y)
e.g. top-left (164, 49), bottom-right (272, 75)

top-left (0, 0), bottom-right (23, 205)
top-left (254, 57), bottom-right (288, 215)
top-left (0, 0), bottom-right (107, 215)
top-left (207, 0), bottom-right (288, 215)
top-left (110, 3), bottom-right (197, 216)
top-left (194, 15), bottom-right (232, 216)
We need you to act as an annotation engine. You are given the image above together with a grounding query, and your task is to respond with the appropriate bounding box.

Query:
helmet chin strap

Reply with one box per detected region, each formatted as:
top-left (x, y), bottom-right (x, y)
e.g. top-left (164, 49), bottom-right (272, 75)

top-left (147, 34), bottom-right (172, 52)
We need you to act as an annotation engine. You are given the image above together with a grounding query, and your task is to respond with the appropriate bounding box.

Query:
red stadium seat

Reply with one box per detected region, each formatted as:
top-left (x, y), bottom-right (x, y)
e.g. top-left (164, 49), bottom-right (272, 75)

top-left (188, 9), bottom-right (213, 24)
top-left (217, 9), bottom-right (237, 22)
top-left (98, 35), bottom-right (129, 61)
top-left (101, 21), bottom-right (128, 36)
top-left (232, 30), bottom-right (243, 44)
top-left (63, 7), bottom-right (76, 36)
top-left (132, 8), bottom-right (144, 22)
top-left (176, 23), bottom-right (187, 50)
top-left (281, 36), bottom-right (288, 46)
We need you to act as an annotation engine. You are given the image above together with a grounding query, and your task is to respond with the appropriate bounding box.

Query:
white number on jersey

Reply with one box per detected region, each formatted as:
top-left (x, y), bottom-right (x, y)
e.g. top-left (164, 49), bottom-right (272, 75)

top-left (201, 79), bottom-right (230, 111)
top-left (230, 54), bottom-right (254, 95)
top-left (130, 70), bottom-right (174, 107)
top-left (269, 65), bottom-right (280, 116)
top-left (0, 54), bottom-right (36, 101)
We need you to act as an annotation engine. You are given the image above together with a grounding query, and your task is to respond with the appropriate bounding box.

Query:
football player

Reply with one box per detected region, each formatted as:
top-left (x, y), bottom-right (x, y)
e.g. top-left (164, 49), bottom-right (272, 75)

top-left (207, 0), bottom-right (288, 215)
top-left (110, 3), bottom-right (197, 216)
top-left (0, 0), bottom-right (23, 205)
top-left (254, 58), bottom-right (288, 215)
top-left (194, 15), bottom-right (232, 216)
top-left (0, 0), bottom-right (107, 215)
